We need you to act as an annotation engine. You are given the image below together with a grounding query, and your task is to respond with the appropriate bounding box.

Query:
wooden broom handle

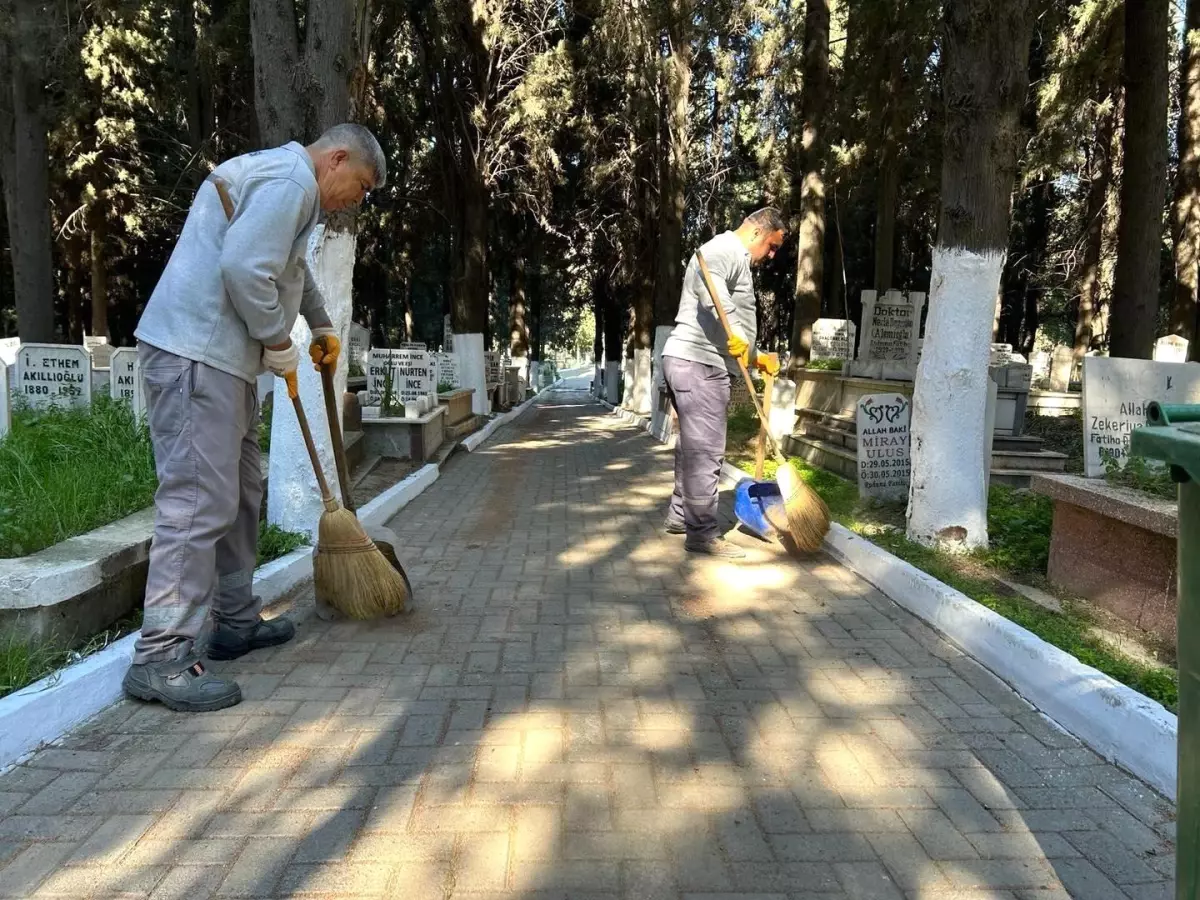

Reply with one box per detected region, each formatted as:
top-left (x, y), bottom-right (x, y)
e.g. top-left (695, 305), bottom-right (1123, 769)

top-left (695, 251), bottom-right (786, 464)
top-left (286, 372), bottom-right (335, 504)
top-left (320, 363), bottom-right (356, 513)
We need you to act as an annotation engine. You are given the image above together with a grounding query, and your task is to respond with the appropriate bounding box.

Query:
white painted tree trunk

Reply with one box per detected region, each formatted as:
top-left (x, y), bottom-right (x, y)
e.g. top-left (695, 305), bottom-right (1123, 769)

top-left (456, 333), bottom-right (488, 415)
top-left (648, 325), bottom-right (673, 437)
top-left (268, 225), bottom-right (353, 540)
top-left (605, 361), bottom-right (621, 405)
top-left (906, 246), bottom-right (1002, 550)
top-left (593, 365), bottom-right (603, 396)
top-left (624, 349), bottom-right (652, 414)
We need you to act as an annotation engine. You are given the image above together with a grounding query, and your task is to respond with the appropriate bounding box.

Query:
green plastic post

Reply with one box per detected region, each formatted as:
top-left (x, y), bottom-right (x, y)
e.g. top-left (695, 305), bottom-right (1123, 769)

top-left (1132, 404), bottom-right (1200, 900)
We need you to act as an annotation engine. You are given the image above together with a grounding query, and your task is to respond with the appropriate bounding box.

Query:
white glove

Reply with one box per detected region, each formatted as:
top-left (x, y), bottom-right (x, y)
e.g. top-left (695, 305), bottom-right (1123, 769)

top-left (262, 342), bottom-right (299, 377)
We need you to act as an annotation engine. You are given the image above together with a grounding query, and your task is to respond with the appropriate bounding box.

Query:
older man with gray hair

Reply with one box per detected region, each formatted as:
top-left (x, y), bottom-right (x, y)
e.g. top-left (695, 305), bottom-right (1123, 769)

top-left (125, 123), bottom-right (386, 712)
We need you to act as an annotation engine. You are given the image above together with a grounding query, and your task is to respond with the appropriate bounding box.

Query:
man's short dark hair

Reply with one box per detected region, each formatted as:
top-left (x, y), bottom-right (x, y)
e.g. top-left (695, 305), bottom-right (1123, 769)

top-left (744, 207), bottom-right (786, 233)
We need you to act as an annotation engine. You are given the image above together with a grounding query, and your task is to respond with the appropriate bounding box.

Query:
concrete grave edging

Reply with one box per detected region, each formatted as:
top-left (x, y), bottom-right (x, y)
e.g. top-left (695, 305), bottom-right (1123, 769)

top-left (601, 390), bottom-right (1178, 799)
top-left (0, 460), bottom-right (444, 773)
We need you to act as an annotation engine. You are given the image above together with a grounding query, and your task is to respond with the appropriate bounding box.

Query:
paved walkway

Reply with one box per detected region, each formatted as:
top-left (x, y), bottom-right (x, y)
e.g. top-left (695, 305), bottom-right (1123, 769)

top-left (0, 378), bottom-right (1177, 899)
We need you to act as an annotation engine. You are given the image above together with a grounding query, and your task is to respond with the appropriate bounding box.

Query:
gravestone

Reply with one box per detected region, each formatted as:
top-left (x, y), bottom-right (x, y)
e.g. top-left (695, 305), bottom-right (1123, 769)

top-left (0, 362), bottom-right (8, 440)
top-left (392, 348), bottom-right (433, 408)
top-left (730, 377), bottom-right (754, 408)
top-left (443, 315), bottom-right (453, 352)
top-left (84, 335), bottom-right (113, 369)
top-left (434, 352), bottom-right (461, 390)
top-left (16, 343), bottom-right (92, 408)
top-left (848, 290), bottom-right (925, 380)
top-left (486, 351), bottom-right (502, 384)
top-left (399, 341), bottom-right (427, 351)
top-left (1154, 334), bottom-right (1189, 363)
top-left (1048, 345), bottom-right (1075, 392)
top-left (347, 323), bottom-right (370, 369)
top-left (109, 347), bottom-right (144, 417)
top-left (856, 393), bottom-right (911, 501)
top-left (366, 348), bottom-right (409, 407)
top-left (810, 318), bottom-right (856, 360)
top-left (0, 337), bottom-right (18, 366)
top-left (1081, 356), bottom-right (1200, 476)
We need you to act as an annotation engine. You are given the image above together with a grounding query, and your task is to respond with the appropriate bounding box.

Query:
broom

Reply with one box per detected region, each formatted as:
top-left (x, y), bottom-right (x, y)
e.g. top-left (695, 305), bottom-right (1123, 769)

top-left (285, 371), bottom-right (412, 619)
top-left (317, 361), bottom-right (413, 599)
top-left (695, 250), bottom-right (831, 553)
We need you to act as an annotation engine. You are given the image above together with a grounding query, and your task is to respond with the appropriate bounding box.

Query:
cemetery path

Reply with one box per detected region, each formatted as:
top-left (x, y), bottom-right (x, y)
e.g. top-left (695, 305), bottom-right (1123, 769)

top-left (0, 375), bottom-right (1177, 900)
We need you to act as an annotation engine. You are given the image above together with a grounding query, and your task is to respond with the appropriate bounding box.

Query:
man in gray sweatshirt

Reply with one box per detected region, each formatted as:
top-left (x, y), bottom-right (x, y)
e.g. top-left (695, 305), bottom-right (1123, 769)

top-left (124, 124), bottom-right (386, 712)
top-left (661, 207), bottom-right (785, 559)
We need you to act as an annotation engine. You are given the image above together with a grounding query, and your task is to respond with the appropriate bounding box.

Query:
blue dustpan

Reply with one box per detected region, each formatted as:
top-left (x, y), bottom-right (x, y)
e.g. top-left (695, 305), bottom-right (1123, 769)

top-left (734, 478), bottom-right (786, 541)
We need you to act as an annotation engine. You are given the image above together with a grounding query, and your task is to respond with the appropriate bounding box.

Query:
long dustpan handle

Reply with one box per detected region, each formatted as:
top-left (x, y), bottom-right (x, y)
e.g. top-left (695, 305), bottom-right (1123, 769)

top-left (319, 363), bottom-right (356, 513)
top-left (756, 372), bottom-right (774, 480)
top-left (695, 251), bottom-right (786, 464)
top-left (286, 372), bottom-right (336, 506)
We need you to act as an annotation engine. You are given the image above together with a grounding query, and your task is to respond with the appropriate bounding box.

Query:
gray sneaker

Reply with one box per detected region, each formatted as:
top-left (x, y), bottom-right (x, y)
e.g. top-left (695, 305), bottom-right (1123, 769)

top-left (684, 537), bottom-right (747, 559)
top-left (664, 518), bottom-right (686, 535)
top-left (206, 616), bottom-right (296, 661)
top-left (123, 655), bottom-right (242, 712)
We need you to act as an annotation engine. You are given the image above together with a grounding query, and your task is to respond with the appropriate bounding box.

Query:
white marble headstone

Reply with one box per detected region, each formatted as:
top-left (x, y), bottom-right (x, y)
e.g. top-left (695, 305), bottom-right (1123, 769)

top-left (84, 335), bottom-right (113, 369)
top-left (1049, 345), bottom-right (1075, 392)
top-left (856, 393), bottom-right (911, 501)
top-left (847, 290), bottom-right (925, 380)
top-left (391, 348), bottom-right (433, 406)
top-left (347, 322), bottom-right (370, 368)
top-left (0, 337), bottom-right (20, 367)
top-left (811, 318), bottom-right (856, 360)
top-left (434, 352), bottom-right (461, 390)
top-left (1154, 334), bottom-right (1189, 364)
top-left (399, 341), bottom-right (427, 351)
top-left (486, 352), bottom-right (502, 384)
top-left (109, 347), bottom-right (144, 418)
top-left (16, 343), bottom-right (92, 409)
top-left (1081, 356), bottom-right (1200, 476)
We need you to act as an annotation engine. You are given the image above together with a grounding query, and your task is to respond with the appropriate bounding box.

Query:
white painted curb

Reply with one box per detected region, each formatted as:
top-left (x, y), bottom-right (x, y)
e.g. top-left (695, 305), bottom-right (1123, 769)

top-left (0, 457), bottom-right (446, 772)
top-left (718, 459), bottom-right (1177, 800)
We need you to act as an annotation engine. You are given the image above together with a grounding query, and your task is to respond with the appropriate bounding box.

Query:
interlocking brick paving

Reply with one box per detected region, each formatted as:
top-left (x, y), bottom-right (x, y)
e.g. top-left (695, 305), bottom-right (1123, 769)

top-left (0, 376), bottom-right (1176, 899)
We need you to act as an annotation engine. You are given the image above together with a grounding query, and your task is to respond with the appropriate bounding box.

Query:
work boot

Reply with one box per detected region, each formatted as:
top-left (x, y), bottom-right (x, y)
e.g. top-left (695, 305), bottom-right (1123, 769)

top-left (123, 655), bottom-right (242, 712)
top-left (664, 517), bottom-right (686, 535)
top-left (206, 616), bottom-right (296, 661)
top-left (684, 537), bottom-right (746, 560)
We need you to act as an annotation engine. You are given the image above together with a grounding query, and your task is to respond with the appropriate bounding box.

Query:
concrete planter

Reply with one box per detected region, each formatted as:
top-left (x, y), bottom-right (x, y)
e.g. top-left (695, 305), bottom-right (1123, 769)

top-left (1032, 473), bottom-right (1178, 646)
top-left (0, 510), bottom-right (155, 647)
top-left (361, 406), bottom-right (447, 462)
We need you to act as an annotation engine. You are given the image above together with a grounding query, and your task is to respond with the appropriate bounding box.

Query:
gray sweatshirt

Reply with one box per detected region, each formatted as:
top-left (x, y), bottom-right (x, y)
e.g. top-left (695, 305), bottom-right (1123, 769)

top-left (662, 230), bottom-right (758, 375)
top-left (135, 142), bottom-right (330, 384)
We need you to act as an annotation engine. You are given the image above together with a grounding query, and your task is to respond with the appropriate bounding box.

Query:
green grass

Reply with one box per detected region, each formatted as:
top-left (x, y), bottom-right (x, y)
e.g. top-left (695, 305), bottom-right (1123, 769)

top-left (1104, 454), bottom-right (1176, 500)
top-left (0, 610), bottom-right (143, 699)
top-left (805, 358), bottom-right (844, 372)
top-left (0, 397), bottom-right (158, 558)
top-left (731, 441), bottom-right (1179, 711)
top-left (257, 521), bottom-right (309, 566)
top-left (259, 394), bottom-right (273, 453)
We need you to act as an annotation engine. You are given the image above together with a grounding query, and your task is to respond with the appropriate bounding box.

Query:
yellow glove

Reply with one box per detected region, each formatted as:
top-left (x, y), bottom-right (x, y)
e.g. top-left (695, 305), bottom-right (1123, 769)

top-left (309, 327), bottom-right (341, 372)
top-left (727, 332), bottom-right (749, 364)
top-left (756, 352), bottom-right (781, 377)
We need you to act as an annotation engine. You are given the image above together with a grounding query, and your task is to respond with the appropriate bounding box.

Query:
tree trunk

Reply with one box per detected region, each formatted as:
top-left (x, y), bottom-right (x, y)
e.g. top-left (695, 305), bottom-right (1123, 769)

top-left (602, 274), bottom-right (623, 405)
top-left (249, 0), bottom-right (304, 145)
top-left (509, 253), bottom-right (528, 358)
top-left (529, 227), bottom-right (544, 361)
top-left (1171, 0), bottom-right (1200, 352)
top-left (906, 0), bottom-right (1032, 551)
top-left (0, 0), bottom-right (56, 342)
top-left (789, 0), bottom-right (830, 364)
top-left (89, 207), bottom-right (109, 338)
top-left (1075, 106), bottom-right (1116, 362)
top-left (874, 56), bottom-right (903, 293)
top-left (652, 19), bottom-right (692, 329)
top-left (454, 169), bottom-right (489, 335)
top-left (593, 281), bottom-right (604, 395)
top-left (1109, 0), bottom-right (1170, 359)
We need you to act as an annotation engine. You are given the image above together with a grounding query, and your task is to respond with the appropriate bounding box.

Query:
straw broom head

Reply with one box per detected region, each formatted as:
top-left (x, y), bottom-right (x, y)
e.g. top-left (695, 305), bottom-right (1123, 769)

top-left (313, 502), bottom-right (412, 619)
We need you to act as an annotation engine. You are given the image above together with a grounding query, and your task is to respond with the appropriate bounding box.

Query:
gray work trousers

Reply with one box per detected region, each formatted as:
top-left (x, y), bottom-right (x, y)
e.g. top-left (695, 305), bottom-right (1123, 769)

top-left (662, 355), bottom-right (730, 544)
top-left (133, 345), bottom-right (262, 665)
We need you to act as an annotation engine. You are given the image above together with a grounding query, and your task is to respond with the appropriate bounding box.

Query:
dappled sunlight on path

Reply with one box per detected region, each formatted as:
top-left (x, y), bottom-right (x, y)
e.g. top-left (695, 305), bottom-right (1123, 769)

top-left (0, 379), bottom-right (1176, 899)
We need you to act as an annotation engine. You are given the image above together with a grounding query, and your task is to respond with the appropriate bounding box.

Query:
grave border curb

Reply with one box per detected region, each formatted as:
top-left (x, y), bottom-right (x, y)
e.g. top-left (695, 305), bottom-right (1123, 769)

top-left (0, 460), bottom-right (444, 773)
top-left (591, 387), bottom-right (1177, 799)
top-left (717, 460), bottom-right (1177, 800)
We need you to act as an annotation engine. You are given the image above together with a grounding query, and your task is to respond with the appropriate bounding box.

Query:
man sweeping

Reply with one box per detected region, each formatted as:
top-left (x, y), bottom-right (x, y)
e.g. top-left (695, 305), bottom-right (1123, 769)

top-left (661, 207), bottom-right (785, 560)
top-left (125, 124), bottom-right (387, 712)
